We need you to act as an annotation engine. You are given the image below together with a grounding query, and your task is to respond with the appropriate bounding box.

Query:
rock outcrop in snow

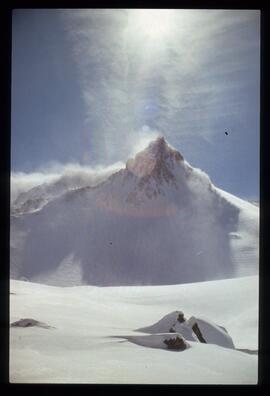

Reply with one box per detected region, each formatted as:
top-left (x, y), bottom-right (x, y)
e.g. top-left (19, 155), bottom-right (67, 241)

top-left (11, 318), bottom-right (54, 329)
top-left (121, 333), bottom-right (190, 351)
top-left (137, 310), bottom-right (235, 349)
top-left (137, 311), bottom-right (197, 341)
top-left (10, 136), bottom-right (259, 286)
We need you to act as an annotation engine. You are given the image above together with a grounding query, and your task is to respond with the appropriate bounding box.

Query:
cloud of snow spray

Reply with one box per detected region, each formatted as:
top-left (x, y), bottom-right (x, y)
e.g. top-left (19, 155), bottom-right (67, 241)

top-left (127, 125), bottom-right (161, 158)
top-left (184, 164), bottom-right (239, 280)
top-left (11, 126), bottom-right (161, 203)
top-left (11, 161), bottom-right (125, 203)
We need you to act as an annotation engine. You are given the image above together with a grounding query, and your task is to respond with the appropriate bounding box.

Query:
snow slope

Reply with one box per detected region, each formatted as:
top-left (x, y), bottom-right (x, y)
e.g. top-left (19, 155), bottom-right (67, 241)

top-left (215, 188), bottom-right (259, 277)
top-left (10, 137), bottom-right (259, 286)
top-left (10, 275), bottom-right (258, 384)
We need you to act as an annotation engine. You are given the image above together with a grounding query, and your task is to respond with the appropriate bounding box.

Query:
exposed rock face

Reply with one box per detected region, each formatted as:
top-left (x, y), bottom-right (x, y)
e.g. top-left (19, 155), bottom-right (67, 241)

top-left (177, 312), bottom-right (186, 323)
top-left (163, 335), bottom-right (188, 350)
top-left (123, 137), bottom-right (190, 205)
top-left (126, 137), bottom-right (183, 180)
top-left (126, 137), bottom-right (185, 200)
top-left (192, 322), bottom-right (207, 343)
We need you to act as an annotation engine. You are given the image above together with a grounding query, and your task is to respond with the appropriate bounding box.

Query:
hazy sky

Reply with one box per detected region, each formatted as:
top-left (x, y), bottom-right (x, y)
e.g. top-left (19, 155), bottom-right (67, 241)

top-left (12, 9), bottom-right (260, 199)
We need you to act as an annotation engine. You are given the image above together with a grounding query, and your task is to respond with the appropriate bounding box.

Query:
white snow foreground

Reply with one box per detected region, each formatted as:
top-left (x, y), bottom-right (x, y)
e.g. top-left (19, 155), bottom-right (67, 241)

top-left (10, 275), bottom-right (258, 384)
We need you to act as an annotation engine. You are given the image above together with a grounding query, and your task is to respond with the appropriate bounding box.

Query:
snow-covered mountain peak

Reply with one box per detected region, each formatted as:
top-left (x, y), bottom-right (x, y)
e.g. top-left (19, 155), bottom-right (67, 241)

top-left (126, 136), bottom-right (183, 180)
top-left (10, 135), bottom-right (259, 287)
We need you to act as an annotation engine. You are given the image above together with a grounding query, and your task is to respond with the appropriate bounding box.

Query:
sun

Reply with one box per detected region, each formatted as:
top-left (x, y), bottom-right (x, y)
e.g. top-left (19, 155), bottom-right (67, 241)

top-left (130, 9), bottom-right (175, 40)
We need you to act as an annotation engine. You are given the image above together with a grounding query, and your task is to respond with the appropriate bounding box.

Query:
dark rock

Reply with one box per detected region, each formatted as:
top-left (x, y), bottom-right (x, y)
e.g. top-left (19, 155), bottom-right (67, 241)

top-left (192, 322), bottom-right (207, 343)
top-left (164, 336), bottom-right (188, 350)
top-left (11, 318), bottom-right (53, 329)
top-left (177, 312), bottom-right (186, 323)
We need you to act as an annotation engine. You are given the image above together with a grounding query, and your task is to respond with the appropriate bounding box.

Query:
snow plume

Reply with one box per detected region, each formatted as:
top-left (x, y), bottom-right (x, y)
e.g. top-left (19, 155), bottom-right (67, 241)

top-left (61, 8), bottom-right (259, 164)
top-left (183, 164), bottom-right (241, 280)
top-left (11, 172), bottom-right (59, 203)
top-left (127, 126), bottom-right (161, 158)
top-left (11, 162), bottom-right (124, 203)
top-left (186, 165), bottom-right (213, 198)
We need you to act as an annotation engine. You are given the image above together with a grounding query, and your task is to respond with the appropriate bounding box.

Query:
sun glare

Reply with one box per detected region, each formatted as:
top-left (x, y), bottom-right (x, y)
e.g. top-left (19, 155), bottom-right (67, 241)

top-left (130, 9), bottom-right (175, 40)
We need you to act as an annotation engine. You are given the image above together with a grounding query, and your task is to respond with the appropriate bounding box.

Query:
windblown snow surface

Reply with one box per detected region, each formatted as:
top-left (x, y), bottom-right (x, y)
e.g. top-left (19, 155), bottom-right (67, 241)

top-left (10, 275), bottom-right (258, 384)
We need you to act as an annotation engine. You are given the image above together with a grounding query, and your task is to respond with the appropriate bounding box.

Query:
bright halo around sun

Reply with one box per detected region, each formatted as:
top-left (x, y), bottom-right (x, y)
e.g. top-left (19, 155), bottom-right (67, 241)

top-left (130, 9), bottom-right (175, 40)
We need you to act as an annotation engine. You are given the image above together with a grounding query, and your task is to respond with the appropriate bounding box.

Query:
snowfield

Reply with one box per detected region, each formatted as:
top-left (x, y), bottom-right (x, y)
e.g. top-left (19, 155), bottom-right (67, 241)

top-left (10, 275), bottom-right (258, 384)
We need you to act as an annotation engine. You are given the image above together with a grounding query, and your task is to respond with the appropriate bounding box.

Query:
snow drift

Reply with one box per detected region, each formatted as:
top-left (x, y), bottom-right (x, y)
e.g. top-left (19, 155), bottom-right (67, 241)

top-left (10, 137), bottom-right (259, 286)
top-left (10, 275), bottom-right (258, 383)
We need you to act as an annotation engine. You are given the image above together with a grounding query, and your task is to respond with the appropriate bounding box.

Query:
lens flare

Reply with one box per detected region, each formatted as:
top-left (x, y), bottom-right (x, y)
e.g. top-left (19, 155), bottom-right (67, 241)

top-left (129, 9), bottom-right (175, 40)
